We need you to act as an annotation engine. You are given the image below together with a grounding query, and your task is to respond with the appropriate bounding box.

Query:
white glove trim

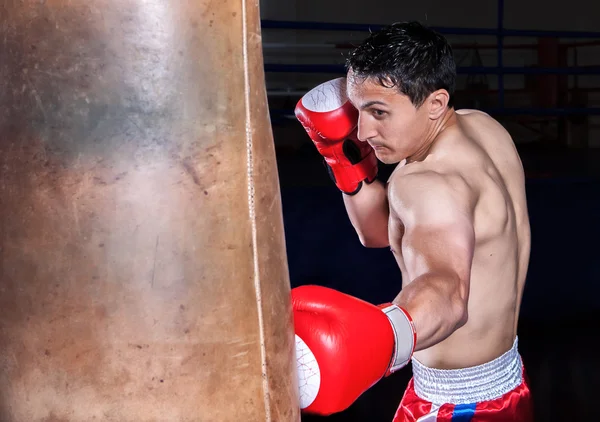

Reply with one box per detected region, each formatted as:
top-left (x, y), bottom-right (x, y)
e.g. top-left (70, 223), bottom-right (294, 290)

top-left (380, 304), bottom-right (416, 374)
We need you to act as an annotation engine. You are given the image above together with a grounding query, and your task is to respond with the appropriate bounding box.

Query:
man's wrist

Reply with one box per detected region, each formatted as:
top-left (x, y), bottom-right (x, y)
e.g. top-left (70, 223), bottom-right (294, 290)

top-left (379, 304), bottom-right (417, 375)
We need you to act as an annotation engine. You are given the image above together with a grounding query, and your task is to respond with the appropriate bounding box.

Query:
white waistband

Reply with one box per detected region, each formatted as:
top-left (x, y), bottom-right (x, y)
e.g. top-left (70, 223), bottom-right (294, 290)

top-left (411, 336), bottom-right (523, 405)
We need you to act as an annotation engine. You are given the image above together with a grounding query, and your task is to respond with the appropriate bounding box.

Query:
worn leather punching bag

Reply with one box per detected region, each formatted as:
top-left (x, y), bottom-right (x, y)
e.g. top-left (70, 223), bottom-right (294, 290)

top-left (0, 1), bottom-right (299, 421)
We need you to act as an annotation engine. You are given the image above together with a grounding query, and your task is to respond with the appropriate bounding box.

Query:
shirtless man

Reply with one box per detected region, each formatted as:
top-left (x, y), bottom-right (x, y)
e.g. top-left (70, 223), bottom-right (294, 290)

top-left (292, 21), bottom-right (533, 421)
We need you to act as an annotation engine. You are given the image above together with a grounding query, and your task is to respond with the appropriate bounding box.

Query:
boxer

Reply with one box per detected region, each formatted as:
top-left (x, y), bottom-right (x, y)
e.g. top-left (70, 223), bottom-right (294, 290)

top-left (293, 21), bottom-right (534, 421)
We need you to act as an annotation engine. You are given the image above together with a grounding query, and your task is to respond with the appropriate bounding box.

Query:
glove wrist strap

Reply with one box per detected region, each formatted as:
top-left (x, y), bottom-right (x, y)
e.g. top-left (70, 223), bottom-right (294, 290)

top-left (380, 304), bottom-right (417, 375)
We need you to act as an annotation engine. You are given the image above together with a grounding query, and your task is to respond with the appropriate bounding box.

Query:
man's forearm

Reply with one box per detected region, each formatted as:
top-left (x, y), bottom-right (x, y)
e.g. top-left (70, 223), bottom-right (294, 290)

top-left (394, 272), bottom-right (469, 351)
top-left (342, 180), bottom-right (390, 247)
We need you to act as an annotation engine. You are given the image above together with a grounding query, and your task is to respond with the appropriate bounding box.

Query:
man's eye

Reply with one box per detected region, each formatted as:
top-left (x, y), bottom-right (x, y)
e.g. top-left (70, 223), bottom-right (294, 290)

top-left (372, 109), bottom-right (386, 117)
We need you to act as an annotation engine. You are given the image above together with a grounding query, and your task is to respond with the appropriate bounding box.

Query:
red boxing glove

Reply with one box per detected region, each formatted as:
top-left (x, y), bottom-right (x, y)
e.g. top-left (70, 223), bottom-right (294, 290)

top-left (293, 285), bottom-right (416, 415)
top-left (295, 77), bottom-right (378, 195)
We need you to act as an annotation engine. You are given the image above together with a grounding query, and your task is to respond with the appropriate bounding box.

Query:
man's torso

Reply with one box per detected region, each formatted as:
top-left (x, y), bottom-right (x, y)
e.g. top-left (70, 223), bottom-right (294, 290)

top-left (387, 109), bottom-right (531, 369)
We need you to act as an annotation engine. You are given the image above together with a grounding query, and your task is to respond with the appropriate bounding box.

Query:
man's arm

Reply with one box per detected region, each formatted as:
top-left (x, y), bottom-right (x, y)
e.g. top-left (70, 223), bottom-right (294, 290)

top-left (391, 171), bottom-right (476, 351)
top-left (343, 179), bottom-right (390, 248)
top-left (293, 77), bottom-right (389, 248)
top-left (291, 170), bottom-right (476, 415)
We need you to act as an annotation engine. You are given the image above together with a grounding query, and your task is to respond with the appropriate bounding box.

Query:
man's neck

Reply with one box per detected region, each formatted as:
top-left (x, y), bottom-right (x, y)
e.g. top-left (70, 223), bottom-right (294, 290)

top-left (407, 108), bottom-right (457, 163)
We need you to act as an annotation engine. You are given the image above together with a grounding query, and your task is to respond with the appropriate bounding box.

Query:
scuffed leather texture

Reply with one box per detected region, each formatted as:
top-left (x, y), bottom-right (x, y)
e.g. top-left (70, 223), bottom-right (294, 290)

top-left (0, 1), bottom-right (299, 421)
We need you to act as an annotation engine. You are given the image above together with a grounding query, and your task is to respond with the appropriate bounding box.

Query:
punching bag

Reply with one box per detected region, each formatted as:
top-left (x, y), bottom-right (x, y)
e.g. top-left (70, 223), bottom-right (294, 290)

top-left (0, 1), bottom-right (299, 421)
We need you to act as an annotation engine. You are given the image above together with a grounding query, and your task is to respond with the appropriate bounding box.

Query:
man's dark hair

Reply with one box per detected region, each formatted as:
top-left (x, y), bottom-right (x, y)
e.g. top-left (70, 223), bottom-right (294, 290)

top-left (346, 21), bottom-right (456, 108)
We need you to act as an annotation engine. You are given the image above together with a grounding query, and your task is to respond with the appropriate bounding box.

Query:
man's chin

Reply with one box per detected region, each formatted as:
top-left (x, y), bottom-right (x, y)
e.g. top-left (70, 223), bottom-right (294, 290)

top-left (374, 150), bottom-right (402, 165)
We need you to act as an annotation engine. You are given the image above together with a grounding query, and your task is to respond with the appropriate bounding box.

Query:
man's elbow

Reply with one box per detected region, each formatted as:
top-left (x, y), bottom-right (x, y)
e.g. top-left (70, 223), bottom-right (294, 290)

top-left (450, 288), bottom-right (469, 330)
top-left (357, 233), bottom-right (390, 248)
top-left (453, 303), bottom-right (469, 330)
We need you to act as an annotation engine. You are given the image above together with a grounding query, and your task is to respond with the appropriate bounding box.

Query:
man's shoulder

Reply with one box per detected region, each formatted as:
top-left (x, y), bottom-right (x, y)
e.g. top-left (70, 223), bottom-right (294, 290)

top-left (455, 109), bottom-right (512, 142)
top-left (390, 164), bottom-right (446, 185)
top-left (455, 108), bottom-right (492, 118)
top-left (388, 165), bottom-right (476, 211)
top-left (387, 166), bottom-right (478, 228)
top-left (390, 161), bottom-right (469, 189)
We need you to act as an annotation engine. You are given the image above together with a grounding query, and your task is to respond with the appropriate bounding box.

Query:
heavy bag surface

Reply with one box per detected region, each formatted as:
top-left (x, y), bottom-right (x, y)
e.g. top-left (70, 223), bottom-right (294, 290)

top-left (0, 1), bottom-right (298, 421)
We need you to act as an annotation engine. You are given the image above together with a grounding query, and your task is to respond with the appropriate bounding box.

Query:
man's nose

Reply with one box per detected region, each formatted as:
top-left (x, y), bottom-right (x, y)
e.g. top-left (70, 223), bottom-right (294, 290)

top-left (356, 115), bottom-right (375, 142)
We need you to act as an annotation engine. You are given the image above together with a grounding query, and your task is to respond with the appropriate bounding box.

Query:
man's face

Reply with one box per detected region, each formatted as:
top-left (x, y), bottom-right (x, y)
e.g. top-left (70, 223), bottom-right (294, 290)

top-left (346, 72), bottom-right (430, 164)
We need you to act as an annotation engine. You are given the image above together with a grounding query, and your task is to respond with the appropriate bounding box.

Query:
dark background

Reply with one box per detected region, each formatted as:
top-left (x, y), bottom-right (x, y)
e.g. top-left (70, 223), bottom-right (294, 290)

top-left (260, 2), bottom-right (600, 419)
top-left (275, 141), bottom-right (600, 422)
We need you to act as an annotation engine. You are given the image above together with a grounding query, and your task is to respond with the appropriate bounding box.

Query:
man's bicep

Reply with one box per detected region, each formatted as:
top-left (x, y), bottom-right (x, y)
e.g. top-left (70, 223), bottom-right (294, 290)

top-left (393, 173), bottom-right (476, 281)
top-left (401, 217), bottom-right (475, 282)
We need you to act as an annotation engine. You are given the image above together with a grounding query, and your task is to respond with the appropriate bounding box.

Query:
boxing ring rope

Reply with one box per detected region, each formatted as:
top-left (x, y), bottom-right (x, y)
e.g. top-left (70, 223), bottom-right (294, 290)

top-left (261, 20), bottom-right (600, 39)
top-left (260, 0), bottom-right (600, 123)
top-left (261, 28), bottom-right (600, 116)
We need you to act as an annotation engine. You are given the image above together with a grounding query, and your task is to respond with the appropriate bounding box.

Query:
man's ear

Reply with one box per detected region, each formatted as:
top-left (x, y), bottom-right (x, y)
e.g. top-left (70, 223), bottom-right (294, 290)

top-left (427, 89), bottom-right (450, 120)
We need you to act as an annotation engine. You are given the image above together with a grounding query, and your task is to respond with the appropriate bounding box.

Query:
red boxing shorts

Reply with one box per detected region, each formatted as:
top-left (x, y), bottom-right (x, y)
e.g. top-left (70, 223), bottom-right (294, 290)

top-left (393, 337), bottom-right (533, 421)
